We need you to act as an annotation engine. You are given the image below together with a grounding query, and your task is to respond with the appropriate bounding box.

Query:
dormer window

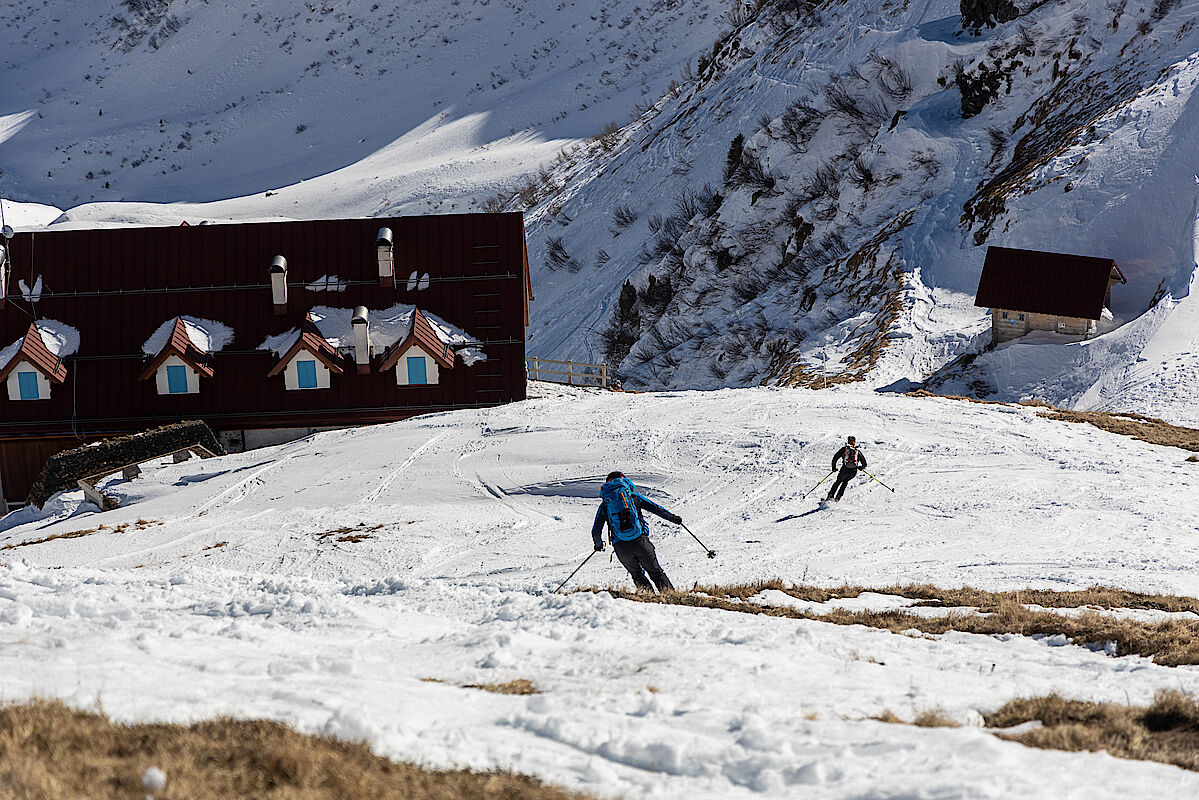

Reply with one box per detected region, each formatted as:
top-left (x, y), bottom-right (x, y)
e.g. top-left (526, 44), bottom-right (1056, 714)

top-left (380, 308), bottom-right (455, 387)
top-left (160, 356), bottom-right (200, 394)
top-left (10, 367), bottom-right (49, 400)
top-left (1, 321), bottom-right (70, 401)
top-left (266, 313), bottom-right (344, 390)
top-left (139, 317), bottom-right (228, 395)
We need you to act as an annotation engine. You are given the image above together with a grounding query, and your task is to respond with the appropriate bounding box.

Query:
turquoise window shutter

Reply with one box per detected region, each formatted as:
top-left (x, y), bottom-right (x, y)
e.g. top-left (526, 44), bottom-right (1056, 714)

top-left (166, 364), bottom-right (189, 394)
top-left (406, 356), bottom-right (428, 384)
top-left (297, 359), bottom-right (318, 389)
top-left (17, 371), bottom-right (40, 400)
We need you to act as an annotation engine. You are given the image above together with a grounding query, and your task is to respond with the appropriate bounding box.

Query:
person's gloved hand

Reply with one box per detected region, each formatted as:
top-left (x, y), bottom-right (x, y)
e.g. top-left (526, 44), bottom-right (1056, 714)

top-left (594, 542), bottom-right (605, 552)
top-left (670, 514), bottom-right (683, 525)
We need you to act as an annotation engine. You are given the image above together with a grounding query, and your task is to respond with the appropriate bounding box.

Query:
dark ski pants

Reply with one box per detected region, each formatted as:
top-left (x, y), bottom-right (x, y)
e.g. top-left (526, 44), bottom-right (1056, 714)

top-left (827, 467), bottom-right (858, 500)
top-left (613, 536), bottom-right (675, 593)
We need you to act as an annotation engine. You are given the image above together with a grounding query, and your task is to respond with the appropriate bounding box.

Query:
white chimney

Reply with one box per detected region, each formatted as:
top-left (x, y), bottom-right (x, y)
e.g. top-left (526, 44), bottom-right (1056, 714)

top-left (270, 255), bottom-right (288, 315)
top-left (376, 227), bottom-right (394, 287)
top-left (352, 305), bottom-right (371, 374)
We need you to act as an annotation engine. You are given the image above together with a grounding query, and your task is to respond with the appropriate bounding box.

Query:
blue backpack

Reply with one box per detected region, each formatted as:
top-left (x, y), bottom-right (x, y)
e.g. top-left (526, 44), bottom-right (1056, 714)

top-left (600, 477), bottom-right (645, 541)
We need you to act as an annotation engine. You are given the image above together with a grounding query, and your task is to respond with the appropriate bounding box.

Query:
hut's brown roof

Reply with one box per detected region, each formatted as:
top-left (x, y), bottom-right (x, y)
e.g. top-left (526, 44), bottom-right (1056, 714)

top-left (380, 309), bottom-right (455, 371)
top-left (974, 246), bottom-right (1125, 319)
top-left (0, 214), bottom-right (529, 441)
top-left (267, 314), bottom-right (345, 377)
top-left (137, 317), bottom-right (216, 382)
top-left (0, 322), bottom-right (68, 384)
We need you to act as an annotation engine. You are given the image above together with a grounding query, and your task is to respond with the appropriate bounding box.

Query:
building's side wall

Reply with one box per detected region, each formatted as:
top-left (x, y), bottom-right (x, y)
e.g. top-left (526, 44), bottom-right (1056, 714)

top-left (992, 309), bottom-right (1092, 343)
top-left (1026, 312), bottom-right (1091, 335)
top-left (0, 438), bottom-right (84, 508)
top-left (992, 310), bottom-right (1028, 343)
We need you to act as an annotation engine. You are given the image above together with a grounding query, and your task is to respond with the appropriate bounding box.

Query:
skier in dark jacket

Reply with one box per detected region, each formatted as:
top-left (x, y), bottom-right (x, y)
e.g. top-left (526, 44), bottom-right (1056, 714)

top-left (592, 471), bottom-right (679, 593)
top-left (826, 436), bottom-right (867, 502)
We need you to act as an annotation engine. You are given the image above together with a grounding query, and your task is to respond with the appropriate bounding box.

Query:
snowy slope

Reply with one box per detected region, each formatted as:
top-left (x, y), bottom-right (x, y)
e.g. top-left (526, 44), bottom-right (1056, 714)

top-left (3, 384), bottom-right (1199, 797)
top-left (0, 0), bottom-right (723, 214)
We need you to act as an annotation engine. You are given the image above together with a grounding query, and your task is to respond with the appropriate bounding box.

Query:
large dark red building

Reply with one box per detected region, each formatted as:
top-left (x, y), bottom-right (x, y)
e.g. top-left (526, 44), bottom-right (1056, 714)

top-left (0, 213), bottom-right (532, 509)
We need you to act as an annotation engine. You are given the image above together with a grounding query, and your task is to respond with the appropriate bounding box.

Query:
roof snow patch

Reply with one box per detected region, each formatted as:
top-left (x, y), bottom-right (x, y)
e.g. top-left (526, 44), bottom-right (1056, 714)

top-left (142, 316), bottom-right (233, 356)
top-left (306, 275), bottom-right (349, 292)
top-left (0, 319), bottom-right (80, 366)
top-left (259, 304), bottom-right (485, 362)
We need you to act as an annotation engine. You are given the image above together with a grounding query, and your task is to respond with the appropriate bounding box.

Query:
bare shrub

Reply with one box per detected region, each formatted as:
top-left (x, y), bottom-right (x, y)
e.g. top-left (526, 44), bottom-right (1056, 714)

top-left (847, 153), bottom-right (876, 190)
top-left (544, 236), bottom-right (581, 272)
top-left (777, 98), bottom-right (823, 153)
top-left (732, 274), bottom-right (768, 304)
top-left (639, 274), bottom-right (674, 312)
top-left (797, 161), bottom-right (841, 204)
top-left (985, 126), bottom-right (1008, 165)
top-left (673, 183), bottom-right (721, 220)
top-left (594, 120), bottom-right (622, 151)
top-left (723, 0), bottom-right (755, 26)
top-left (869, 54), bottom-right (913, 102)
top-left (824, 81), bottom-right (888, 135)
top-left (1150, 0), bottom-right (1180, 20)
top-left (479, 194), bottom-right (506, 213)
top-left (727, 148), bottom-right (778, 197)
top-left (594, 248), bottom-right (610, 268)
top-left (609, 204), bottom-right (639, 235)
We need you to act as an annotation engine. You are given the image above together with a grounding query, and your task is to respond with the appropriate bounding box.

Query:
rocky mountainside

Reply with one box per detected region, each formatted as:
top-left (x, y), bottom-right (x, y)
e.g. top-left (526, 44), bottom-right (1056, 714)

top-left (516, 0), bottom-right (1199, 419)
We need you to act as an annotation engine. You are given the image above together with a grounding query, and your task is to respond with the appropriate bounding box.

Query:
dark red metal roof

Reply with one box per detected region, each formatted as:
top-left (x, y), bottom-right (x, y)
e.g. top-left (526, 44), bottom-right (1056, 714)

top-left (974, 246), bottom-right (1124, 319)
top-left (0, 213), bottom-right (530, 439)
top-left (267, 314), bottom-right (345, 378)
top-left (137, 317), bottom-right (215, 382)
top-left (380, 308), bottom-right (455, 371)
top-left (0, 322), bottom-right (68, 384)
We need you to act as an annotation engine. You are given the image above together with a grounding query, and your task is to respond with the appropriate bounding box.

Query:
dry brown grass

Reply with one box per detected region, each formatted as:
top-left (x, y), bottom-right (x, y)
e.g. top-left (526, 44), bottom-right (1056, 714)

top-left (987, 690), bottom-right (1199, 772)
top-left (588, 582), bottom-right (1199, 665)
top-left (872, 709), bottom-right (960, 728)
top-left (1, 519), bottom-right (161, 551)
top-left (1037, 408), bottom-right (1199, 453)
top-left (315, 523), bottom-right (384, 544)
top-left (906, 390), bottom-right (1199, 453)
top-left (698, 579), bottom-right (1199, 614)
top-left (0, 699), bottom-right (585, 800)
top-left (463, 679), bottom-right (540, 696)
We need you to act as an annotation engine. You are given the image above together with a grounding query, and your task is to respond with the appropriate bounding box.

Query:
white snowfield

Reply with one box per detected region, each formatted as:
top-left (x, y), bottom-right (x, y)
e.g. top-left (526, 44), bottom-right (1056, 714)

top-left (4, 385), bottom-right (1199, 797)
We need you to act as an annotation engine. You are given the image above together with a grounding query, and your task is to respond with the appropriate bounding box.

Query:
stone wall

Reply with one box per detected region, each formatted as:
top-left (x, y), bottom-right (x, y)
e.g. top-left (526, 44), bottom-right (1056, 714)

top-left (991, 309), bottom-right (1092, 343)
top-left (28, 420), bottom-right (225, 508)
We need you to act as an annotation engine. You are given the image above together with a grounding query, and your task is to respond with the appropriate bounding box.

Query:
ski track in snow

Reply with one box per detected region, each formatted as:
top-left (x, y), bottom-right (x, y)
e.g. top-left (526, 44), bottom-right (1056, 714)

top-left (3, 384), bottom-right (1199, 797)
top-left (358, 431), bottom-right (449, 504)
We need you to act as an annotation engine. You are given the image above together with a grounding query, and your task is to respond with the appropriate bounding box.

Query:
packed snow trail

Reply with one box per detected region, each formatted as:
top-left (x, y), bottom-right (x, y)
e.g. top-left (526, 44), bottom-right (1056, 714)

top-left (3, 384), bottom-right (1199, 797)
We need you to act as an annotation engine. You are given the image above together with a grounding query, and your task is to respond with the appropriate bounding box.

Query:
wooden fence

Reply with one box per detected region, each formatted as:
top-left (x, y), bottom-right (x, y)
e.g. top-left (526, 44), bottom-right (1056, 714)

top-left (526, 357), bottom-right (611, 388)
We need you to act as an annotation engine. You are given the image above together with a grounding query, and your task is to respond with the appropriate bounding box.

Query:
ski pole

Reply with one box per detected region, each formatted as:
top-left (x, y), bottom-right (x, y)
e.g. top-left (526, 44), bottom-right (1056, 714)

top-left (554, 550), bottom-right (598, 593)
top-left (860, 469), bottom-right (895, 493)
top-left (801, 470), bottom-right (836, 498)
top-left (680, 522), bottom-right (717, 559)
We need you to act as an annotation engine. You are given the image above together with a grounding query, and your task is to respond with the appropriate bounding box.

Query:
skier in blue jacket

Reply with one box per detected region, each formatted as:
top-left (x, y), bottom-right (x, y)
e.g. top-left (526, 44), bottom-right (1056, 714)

top-left (592, 471), bottom-right (679, 593)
